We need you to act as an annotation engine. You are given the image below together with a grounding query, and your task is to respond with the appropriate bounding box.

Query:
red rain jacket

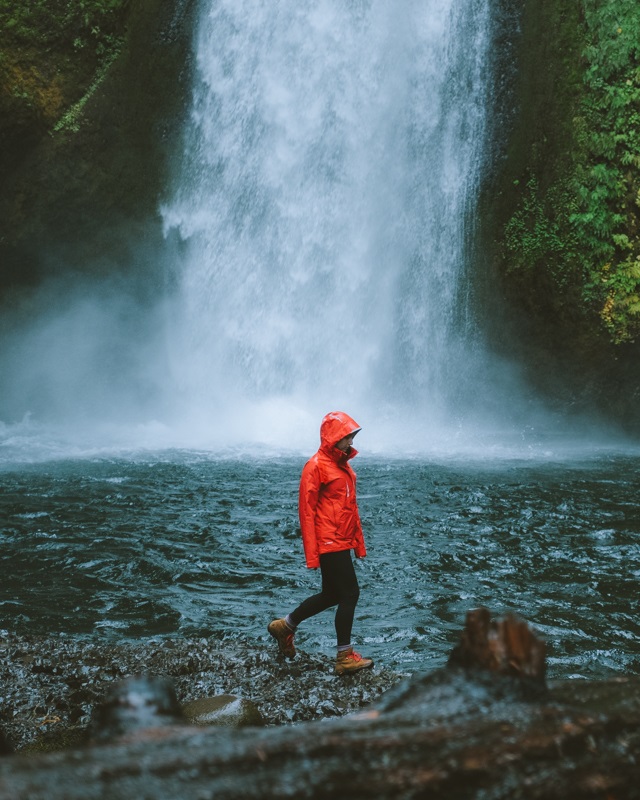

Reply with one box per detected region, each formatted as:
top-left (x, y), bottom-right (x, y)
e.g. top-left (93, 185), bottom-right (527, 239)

top-left (298, 411), bottom-right (367, 569)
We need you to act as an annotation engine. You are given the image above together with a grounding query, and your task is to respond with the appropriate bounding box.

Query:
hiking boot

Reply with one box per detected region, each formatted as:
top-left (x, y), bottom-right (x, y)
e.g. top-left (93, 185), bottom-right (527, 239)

top-left (335, 647), bottom-right (374, 675)
top-left (267, 618), bottom-right (296, 659)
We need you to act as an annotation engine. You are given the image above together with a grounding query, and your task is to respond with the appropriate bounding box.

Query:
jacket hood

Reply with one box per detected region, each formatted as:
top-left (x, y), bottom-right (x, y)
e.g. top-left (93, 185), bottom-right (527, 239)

top-left (319, 411), bottom-right (361, 452)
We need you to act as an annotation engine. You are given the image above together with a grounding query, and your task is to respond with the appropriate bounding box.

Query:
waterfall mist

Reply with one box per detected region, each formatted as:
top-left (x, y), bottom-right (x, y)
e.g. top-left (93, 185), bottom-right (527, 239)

top-left (0, 271), bottom-right (172, 456)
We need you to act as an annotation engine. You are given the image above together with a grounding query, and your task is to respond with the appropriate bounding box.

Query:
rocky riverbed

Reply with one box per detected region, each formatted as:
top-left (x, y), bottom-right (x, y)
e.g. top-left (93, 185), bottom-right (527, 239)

top-left (0, 629), bottom-right (405, 752)
top-left (3, 611), bottom-right (640, 800)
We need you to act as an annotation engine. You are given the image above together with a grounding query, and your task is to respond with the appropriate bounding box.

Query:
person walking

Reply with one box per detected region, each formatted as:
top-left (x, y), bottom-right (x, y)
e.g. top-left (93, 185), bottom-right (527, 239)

top-left (268, 411), bottom-right (373, 675)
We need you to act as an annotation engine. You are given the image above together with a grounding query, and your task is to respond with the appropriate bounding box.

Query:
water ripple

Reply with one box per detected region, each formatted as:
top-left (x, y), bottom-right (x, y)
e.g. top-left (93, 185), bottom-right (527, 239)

top-left (0, 453), bottom-right (639, 678)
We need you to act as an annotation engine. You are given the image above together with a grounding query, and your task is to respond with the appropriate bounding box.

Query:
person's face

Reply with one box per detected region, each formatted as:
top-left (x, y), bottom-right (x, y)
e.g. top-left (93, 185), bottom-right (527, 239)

top-left (335, 432), bottom-right (357, 452)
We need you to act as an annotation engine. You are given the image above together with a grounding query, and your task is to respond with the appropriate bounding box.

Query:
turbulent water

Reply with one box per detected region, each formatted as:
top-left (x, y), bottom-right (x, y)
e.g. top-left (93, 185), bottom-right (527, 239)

top-left (2, 451), bottom-right (639, 680)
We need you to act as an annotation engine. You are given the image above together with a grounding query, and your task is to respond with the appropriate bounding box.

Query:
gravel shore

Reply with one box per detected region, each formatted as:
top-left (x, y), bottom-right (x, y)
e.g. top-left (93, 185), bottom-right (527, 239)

top-left (0, 629), bottom-right (406, 752)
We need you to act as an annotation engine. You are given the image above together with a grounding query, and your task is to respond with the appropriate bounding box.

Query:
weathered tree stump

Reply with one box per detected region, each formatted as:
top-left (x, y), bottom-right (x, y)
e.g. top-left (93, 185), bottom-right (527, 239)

top-left (1, 609), bottom-right (638, 800)
top-left (448, 607), bottom-right (546, 683)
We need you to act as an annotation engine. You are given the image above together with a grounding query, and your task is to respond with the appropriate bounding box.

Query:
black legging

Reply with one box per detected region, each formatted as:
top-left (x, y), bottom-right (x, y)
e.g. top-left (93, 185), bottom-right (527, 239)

top-left (289, 549), bottom-right (360, 647)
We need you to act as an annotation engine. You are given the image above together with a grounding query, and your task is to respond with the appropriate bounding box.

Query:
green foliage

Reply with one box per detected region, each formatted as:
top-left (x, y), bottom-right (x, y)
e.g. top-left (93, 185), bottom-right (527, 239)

top-left (52, 49), bottom-right (119, 134)
top-left (577, 0), bottom-right (640, 341)
top-left (0, 0), bottom-right (129, 136)
top-left (0, 0), bottom-right (128, 60)
top-left (504, 0), bottom-right (640, 343)
top-left (504, 176), bottom-right (580, 290)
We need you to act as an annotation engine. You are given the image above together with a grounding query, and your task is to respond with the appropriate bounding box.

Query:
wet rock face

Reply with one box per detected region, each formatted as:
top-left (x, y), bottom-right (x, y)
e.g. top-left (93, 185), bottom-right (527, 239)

top-left (0, 0), bottom-right (198, 293)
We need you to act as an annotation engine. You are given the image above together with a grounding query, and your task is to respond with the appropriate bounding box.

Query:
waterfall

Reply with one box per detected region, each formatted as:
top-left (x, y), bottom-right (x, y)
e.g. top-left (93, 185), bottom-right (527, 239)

top-left (162, 0), bottom-right (497, 447)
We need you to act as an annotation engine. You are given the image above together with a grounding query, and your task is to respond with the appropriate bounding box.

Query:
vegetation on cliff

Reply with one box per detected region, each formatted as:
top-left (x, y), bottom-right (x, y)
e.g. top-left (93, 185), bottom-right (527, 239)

top-left (503, 0), bottom-right (640, 344)
top-left (0, 0), bottom-right (131, 292)
top-left (0, 0), bottom-right (194, 295)
top-left (0, 0), bottom-right (129, 174)
top-left (0, 0), bottom-right (127, 57)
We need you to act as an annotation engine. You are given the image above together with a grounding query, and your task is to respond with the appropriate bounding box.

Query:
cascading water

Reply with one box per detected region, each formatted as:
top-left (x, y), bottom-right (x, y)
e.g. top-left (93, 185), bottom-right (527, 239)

top-left (162, 0), bottom-right (500, 448)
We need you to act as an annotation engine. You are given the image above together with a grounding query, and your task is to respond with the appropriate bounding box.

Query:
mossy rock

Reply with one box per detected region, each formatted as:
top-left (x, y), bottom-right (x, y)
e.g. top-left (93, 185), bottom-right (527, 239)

top-left (0, 0), bottom-right (197, 293)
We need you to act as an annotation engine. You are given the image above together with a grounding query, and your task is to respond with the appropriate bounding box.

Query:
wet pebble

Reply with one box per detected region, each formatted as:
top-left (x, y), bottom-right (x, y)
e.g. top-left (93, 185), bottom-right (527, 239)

top-left (182, 695), bottom-right (264, 727)
top-left (0, 629), bottom-right (406, 751)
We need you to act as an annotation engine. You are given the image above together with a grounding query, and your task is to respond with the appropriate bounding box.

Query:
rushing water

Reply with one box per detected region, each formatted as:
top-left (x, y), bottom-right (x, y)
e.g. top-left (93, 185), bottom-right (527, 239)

top-left (2, 451), bottom-right (639, 679)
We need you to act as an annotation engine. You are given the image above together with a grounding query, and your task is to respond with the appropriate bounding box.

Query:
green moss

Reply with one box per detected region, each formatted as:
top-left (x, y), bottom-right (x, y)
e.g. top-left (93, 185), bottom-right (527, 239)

top-left (0, 0), bottom-right (130, 159)
top-left (0, 0), bottom-right (196, 295)
top-left (52, 48), bottom-right (120, 134)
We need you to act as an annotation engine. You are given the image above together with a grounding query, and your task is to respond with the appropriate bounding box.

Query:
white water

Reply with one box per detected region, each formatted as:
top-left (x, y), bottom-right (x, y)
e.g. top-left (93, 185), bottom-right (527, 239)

top-left (160, 0), bottom-right (512, 449)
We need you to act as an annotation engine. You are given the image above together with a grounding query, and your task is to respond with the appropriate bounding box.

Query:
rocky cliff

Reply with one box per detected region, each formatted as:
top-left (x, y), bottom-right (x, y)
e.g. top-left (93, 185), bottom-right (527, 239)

top-left (482, 0), bottom-right (640, 430)
top-left (0, 0), bottom-right (196, 297)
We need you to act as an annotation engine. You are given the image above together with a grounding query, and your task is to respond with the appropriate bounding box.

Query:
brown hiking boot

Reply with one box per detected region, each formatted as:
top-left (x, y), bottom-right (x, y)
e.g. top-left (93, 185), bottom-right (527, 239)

top-left (335, 647), bottom-right (374, 675)
top-left (267, 618), bottom-right (296, 659)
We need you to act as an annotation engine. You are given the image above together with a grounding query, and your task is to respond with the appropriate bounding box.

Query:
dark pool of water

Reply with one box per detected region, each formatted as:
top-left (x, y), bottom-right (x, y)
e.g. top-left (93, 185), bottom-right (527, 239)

top-left (1, 451), bottom-right (639, 678)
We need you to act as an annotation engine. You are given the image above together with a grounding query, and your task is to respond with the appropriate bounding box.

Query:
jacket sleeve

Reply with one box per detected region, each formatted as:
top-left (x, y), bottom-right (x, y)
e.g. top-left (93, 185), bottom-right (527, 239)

top-left (349, 467), bottom-right (366, 559)
top-left (298, 460), bottom-right (321, 568)
top-left (353, 508), bottom-right (367, 558)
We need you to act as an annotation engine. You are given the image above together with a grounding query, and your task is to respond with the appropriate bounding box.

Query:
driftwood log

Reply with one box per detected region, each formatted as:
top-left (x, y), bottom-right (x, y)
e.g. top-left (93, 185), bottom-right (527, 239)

top-left (1, 608), bottom-right (639, 799)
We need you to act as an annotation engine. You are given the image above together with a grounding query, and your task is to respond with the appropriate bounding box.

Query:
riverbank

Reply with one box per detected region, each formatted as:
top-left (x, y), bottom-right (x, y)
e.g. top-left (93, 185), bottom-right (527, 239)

top-left (0, 630), bottom-right (405, 752)
top-left (2, 611), bottom-right (639, 799)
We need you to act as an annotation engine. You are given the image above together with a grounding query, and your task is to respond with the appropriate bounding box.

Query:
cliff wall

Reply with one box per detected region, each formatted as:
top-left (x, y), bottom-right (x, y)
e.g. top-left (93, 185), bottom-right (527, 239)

top-left (483, 0), bottom-right (640, 429)
top-left (0, 0), bottom-right (196, 298)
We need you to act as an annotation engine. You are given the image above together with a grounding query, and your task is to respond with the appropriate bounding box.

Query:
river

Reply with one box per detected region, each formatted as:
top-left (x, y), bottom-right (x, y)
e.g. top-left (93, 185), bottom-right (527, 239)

top-left (2, 446), bottom-right (639, 680)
